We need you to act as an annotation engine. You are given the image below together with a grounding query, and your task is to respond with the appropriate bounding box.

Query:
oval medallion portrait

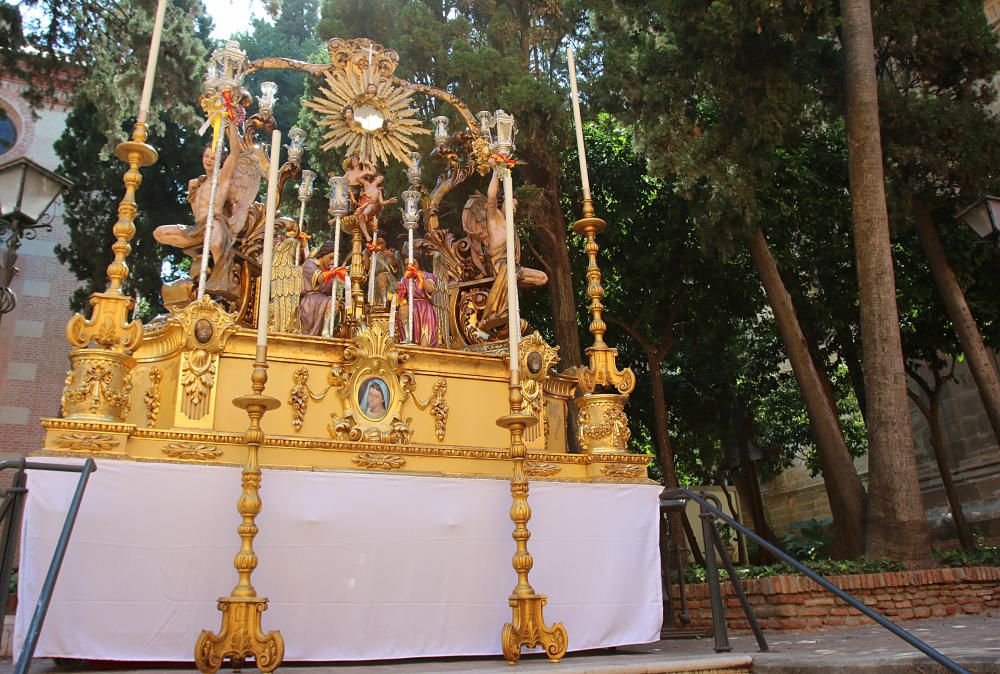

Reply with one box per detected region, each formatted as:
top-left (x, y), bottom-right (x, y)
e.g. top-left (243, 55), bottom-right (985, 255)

top-left (358, 377), bottom-right (390, 421)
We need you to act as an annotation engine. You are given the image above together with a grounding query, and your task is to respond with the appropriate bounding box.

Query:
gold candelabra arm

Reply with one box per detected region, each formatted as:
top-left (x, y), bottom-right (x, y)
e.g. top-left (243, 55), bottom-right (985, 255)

top-left (195, 355), bottom-right (283, 673)
top-left (496, 370), bottom-right (568, 664)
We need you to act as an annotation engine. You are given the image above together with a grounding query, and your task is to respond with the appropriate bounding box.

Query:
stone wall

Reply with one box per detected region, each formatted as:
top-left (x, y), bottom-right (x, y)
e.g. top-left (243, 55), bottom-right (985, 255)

top-left (676, 566), bottom-right (1000, 632)
top-left (759, 357), bottom-right (1000, 547)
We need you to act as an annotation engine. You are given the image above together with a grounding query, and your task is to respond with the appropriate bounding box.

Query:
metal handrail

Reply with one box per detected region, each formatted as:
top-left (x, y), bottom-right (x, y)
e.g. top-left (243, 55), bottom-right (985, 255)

top-left (661, 487), bottom-right (970, 674)
top-left (0, 458), bottom-right (97, 674)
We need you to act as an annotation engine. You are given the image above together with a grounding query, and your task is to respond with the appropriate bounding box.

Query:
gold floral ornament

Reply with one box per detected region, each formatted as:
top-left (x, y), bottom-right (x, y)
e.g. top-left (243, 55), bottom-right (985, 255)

top-left (303, 65), bottom-right (429, 167)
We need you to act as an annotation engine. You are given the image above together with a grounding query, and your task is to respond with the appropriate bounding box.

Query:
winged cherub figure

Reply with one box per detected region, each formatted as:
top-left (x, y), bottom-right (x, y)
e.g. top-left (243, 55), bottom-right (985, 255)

top-left (154, 120), bottom-right (262, 302)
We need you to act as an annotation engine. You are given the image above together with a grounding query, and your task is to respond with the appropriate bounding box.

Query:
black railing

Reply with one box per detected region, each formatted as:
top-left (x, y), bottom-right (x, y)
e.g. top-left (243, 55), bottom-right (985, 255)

top-left (661, 487), bottom-right (970, 674)
top-left (0, 458), bottom-right (97, 674)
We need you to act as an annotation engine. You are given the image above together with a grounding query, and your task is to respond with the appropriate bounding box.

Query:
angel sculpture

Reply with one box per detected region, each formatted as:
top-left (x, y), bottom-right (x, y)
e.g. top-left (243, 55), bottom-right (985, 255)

top-left (461, 169), bottom-right (548, 338)
top-left (268, 218), bottom-right (305, 334)
top-left (153, 121), bottom-right (264, 302)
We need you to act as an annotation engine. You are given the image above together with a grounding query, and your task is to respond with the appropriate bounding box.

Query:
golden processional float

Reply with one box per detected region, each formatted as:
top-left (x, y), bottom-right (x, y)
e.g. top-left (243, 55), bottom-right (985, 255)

top-left (41, 33), bottom-right (645, 669)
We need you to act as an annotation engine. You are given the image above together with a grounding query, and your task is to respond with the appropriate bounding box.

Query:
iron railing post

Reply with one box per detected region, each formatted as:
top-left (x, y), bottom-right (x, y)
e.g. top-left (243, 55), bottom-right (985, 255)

top-left (13, 458), bottom-right (97, 674)
top-left (698, 499), bottom-right (730, 652)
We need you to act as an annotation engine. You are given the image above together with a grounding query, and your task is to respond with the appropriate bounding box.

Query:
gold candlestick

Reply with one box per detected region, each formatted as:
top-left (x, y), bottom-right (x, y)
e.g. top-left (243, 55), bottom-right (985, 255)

top-left (497, 370), bottom-right (568, 664)
top-left (62, 121), bottom-right (156, 421)
top-left (195, 349), bottom-right (284, 673)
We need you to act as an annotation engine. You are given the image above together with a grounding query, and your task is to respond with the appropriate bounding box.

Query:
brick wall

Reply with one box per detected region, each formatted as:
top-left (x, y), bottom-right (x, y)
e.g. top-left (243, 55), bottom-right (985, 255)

top-left (0, 77), bottom-right (76, 466)
top-left (675, 566), bottom-right (1000, 631)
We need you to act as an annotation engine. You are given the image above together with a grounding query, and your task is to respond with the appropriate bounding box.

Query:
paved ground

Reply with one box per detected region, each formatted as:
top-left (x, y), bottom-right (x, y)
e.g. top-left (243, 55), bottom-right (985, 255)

top-left (1, 613), bottom-right (997, 673)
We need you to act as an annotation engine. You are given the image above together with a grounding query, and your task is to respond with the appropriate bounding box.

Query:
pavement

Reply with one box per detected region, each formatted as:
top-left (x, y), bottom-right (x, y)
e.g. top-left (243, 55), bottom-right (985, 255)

top-left (1, 613), bottom-right (997, 673)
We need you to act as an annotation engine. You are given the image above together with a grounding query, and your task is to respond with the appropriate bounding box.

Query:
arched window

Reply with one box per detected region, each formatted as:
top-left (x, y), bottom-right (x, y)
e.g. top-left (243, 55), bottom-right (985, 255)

top-left (0, 108), bottom-right (16, 156)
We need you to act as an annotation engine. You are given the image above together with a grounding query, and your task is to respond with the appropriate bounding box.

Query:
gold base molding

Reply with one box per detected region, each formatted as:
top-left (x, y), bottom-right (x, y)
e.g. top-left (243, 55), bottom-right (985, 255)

top-left (501, 594), bottom-right (568, 665)
top-left (194, 597), bottom-right (283, 673)
top-left (38, 418), bottom-right (652, 483)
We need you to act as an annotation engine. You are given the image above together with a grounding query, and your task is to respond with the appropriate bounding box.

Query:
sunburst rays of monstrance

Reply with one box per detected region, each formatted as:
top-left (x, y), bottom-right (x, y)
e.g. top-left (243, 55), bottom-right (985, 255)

top-left (303, 64), bottom-right (429, 167)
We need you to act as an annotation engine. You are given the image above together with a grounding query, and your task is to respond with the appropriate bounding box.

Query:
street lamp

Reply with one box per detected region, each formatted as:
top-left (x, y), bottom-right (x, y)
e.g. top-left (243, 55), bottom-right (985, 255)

top-left (957, 195), bottom-right (1000, 241)
top-left (0, 157), bottom-right (72, 321)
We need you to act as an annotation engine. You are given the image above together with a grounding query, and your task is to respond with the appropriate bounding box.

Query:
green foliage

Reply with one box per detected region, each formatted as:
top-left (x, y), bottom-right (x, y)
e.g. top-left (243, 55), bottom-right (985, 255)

top-left (934, 546), bottom-right (1000, 568)
top-left (233, 0), bottom-right (322, 129)
top-left (780, 518), bottom-right (834, 562)
top-left (54, 102), bottom-right (204, 317)
top-left (681, 557), bottom-right (906, 585)
top-left (50, 0), bottom-right (213, 315)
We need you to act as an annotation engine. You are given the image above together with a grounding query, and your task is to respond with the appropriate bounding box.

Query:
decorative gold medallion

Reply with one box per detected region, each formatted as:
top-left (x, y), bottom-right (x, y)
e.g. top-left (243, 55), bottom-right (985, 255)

top-left (524, 461), bottom-right (561, 477)
top-left (352, 453), bottom-right (406, 470)
top-left (162, 442), bottom-right (223, 461)
top-left (56, 433), bottom-right (118, 453)
top-left (600, 463), bottom-right (646, 479)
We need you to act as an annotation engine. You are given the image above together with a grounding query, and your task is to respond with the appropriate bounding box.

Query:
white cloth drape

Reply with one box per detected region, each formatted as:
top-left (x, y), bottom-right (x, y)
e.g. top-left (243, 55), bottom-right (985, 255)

top-left (16, 458), bottom-right (662, 661)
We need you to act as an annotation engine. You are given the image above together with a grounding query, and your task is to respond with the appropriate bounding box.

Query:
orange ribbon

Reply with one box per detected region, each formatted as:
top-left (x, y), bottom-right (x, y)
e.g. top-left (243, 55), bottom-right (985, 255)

top-left (490, 152), bottom-right (516, 169)
top-left (366, 241), bottom-right (383, 253)
top-left (403, 263), bottom-right (425, 290)
top-left (325, 266), bottom-right (347, 283)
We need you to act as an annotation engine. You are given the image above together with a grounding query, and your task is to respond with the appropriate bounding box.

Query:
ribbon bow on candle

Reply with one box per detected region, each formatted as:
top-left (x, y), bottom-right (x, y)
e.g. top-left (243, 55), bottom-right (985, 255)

top-left (403, 263), bottom-right (425, 290)
top-left (199, 91), bottom-right (245, 152)
top-left (365, 241), bottom-right (383, 253)
top-left (324, 266), bottom-right (348, 283)
top-left (490, 152), bottom-right (516, 169)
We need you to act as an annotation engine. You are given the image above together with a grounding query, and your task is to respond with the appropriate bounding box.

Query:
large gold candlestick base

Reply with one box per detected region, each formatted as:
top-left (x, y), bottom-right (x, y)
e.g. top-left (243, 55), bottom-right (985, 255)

top-left (195, 359), bottom-right (284, 673)
top-left (497, 378), bottom-right (568, 665)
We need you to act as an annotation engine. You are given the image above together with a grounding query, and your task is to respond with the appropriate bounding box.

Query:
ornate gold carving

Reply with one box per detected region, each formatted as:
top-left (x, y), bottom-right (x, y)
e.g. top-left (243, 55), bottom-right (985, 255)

top-left (61, 353), bottom-right (134, 422)
top-left (162, 442), bottom-right (222, 460)
top-left (576, 394), bottom-right (631, 453)
top-left (180, 350), bottom-right (218, 420)
top-left (144, 367), bottom-right (162, 426)
top-left (289, 367), bottom-right (309, 431)
top-left (516, 334), bottom-right (558, 443)
top-left (600, 463), bottom-right (646, 479)
top-left (430, 379), bottom-right (449, 441)
top-left (352, 453), bottom-right (406, 470)
top-left (195, 598), bottom-right (283, 674)
top-left (56, 433), bottom-right (118, 452)
top-left (524, 461), bottom-right (561, 477)
top-left (327, 324), bottom-right (417, 444)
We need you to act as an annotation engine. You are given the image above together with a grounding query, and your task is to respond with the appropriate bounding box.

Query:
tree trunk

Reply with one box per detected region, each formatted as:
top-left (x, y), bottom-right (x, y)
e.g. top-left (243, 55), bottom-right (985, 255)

top-left (648, 351), bottom-right (678, 489)
top-left (907, 372), bottom-right (977, 551)
top-left (914, 199), bottom-right (1000, 448)
top-left (544, 207), bottom-right (583, 369)
top-left (748, 226), bottom-right (867, 558)
top-left (841, 0), bottom-right (932, 564)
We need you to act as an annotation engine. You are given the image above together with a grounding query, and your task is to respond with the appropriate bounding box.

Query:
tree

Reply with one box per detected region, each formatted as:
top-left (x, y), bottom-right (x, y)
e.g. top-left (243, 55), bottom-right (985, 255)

top-left (592, 0), bottom-right (869, 557)
top-left (840, 0), bottom-right (932, 562)
top-left (869, 0), bottom-right (1000, 450)
top-left (234, 0), bottom-right (322, 129)
top-left (52, 0), bottom-right (213, 316)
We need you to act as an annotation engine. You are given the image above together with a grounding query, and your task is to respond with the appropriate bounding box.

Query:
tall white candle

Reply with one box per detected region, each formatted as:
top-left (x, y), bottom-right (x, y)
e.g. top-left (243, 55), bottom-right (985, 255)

top-left (296, 200), bottom-right (307, 265)
top-left (197, 116), bottom-right (226, 300)
top-left (256, 129), bottom-right (282, 349)
top-left (344, 275), bottom-right (352, 316)
top-left (388, 292), bottom-right (398, 338)
top-left (137, 0), bottom-right (168, 126)
top-left (328, 215), bottom-right (342, 335)
top-left (368, 252), bottom-right (378, 305)
top-left (566, 47), bottom-right (591, 205)
top-left (407, 228), bottom-right (415, 343)
top-left (502, 169), bottom-right (520, 375)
